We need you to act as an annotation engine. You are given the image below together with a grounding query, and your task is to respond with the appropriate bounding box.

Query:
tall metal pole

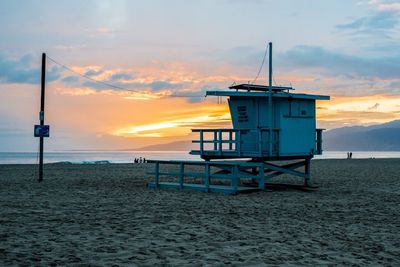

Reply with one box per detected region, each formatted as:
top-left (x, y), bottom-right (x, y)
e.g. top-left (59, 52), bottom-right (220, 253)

top-left (268, 42), bottom-right (273, 156)
top-left (39, 53), bottom-right (46, 182)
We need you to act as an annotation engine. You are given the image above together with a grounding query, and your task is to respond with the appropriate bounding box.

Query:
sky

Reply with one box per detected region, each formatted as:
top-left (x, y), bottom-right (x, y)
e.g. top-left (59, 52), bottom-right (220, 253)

top-left (1, 0), bottom-right (400, 151)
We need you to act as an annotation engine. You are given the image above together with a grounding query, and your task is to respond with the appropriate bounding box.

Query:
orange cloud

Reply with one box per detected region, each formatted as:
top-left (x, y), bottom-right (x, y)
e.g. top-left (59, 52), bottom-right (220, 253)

top-left (316, 94), bottom-right (400, 128)
top-left (112, 104), bottom-right (230, 138)
top-left (54, 87), bottom-right (98, 96)
top-left (48, 59), bottom-right (400, 145)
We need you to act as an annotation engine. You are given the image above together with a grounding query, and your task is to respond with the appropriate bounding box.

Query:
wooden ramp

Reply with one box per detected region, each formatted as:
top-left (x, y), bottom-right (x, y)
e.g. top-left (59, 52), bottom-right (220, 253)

top-left (147, 159), bottom-right (312, 195)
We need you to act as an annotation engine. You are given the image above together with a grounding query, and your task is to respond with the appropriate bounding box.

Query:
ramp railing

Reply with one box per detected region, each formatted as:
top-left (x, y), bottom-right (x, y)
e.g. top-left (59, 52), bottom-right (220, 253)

top-left (147, 159), bottom-right (265, 194)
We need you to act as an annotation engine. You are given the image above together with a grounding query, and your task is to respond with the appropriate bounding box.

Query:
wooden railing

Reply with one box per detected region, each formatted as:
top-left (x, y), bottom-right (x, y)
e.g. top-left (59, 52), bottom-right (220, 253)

top-left (191, 128), bottom-right (280, 157)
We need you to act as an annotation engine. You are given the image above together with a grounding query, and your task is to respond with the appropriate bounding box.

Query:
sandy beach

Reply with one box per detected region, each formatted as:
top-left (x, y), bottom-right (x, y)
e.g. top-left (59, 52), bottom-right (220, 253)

top-left (0, 159), bottom-right (399, 266)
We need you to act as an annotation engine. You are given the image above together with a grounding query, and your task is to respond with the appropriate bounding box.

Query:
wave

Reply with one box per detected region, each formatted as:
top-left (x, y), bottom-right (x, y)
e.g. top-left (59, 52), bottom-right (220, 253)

top-left (53, 160), bottom-right (112, 165)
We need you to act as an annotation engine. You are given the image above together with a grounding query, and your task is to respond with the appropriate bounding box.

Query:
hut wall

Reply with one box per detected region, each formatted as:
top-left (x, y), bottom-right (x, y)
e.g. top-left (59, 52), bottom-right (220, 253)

top-left (279, 99), bottom-right (316, 156)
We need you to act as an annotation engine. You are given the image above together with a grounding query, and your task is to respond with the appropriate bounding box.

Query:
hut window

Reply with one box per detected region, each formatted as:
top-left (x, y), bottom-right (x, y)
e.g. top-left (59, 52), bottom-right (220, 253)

top-left (284, 100), bottom-right (313, 118)
top-left (237, 105), bottom-right (248, 123)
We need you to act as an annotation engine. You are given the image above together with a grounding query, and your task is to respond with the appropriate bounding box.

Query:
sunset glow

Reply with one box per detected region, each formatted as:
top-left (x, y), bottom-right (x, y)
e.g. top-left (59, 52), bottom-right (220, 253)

top-left (114, 112), bottom-right (231, 138)
top-left (1, 0), bottom-right (399, 151)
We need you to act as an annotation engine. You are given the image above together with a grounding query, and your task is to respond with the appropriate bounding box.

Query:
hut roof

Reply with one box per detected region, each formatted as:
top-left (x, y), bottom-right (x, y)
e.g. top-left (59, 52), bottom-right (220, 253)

top-left (229, 84), bottom-right (294, 92)
top-left (207, 84), bottom-right (330, 100)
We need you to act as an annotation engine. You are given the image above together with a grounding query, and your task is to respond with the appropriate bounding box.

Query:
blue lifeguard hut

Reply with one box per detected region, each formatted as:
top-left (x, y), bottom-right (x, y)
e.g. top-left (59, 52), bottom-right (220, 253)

top-left (148, 43), bottom-right (330, 194)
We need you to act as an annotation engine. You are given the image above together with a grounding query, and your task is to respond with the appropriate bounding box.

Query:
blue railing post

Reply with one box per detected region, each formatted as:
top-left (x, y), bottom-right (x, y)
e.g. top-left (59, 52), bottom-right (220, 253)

top-left (218, 129), bottom-right (222, 155)
top-left (213, 131), bottom-right (217, 150)
top-left (229, 131), bottom-right (233, 150)
top-left (200, 130), bottom-right (204, 155)
top-left (237, 130), bottom-right (241, 156)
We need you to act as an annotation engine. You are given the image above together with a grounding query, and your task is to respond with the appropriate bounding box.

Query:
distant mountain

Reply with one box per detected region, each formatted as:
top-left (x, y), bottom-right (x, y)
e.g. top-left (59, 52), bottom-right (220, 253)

top-left (323, 120), bottom-right (400, 151)
top-left (136, 140), bottom-right (194, 151)
top-left (135, 120), bottom-right (400, 151)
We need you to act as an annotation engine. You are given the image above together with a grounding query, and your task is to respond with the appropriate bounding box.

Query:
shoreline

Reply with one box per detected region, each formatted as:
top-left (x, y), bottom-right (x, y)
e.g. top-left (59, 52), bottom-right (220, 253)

top-left (1, 157), bottom-right (400, 166)
top-left (2, 151), bottom-right (400, 165)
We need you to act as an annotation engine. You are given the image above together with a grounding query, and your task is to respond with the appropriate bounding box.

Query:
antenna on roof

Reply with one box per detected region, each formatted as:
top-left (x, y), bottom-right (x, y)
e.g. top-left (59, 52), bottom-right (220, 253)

top-left (268, 42), bottom-right (272, 89)
top-left (268, 42), bottom-right (273, 155)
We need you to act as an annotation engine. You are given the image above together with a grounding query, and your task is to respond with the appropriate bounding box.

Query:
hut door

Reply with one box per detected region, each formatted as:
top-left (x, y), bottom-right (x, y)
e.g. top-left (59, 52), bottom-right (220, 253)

top-left (257, 98), bottom-right (279, 128)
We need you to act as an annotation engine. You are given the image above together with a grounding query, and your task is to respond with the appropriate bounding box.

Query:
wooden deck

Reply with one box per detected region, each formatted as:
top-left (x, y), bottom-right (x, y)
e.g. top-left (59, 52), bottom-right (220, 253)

top-left (147, 159), bottom-right (312, 194)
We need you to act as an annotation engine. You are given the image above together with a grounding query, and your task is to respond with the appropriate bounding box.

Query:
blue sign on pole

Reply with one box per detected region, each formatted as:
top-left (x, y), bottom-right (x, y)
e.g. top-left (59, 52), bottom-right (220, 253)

top-left (34, 125), bottom-right (50, 137)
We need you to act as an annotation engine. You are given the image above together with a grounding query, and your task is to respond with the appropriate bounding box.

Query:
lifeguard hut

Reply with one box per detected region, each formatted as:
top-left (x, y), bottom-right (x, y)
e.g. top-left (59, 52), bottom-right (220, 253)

top-left (148, 43), bottom-right (330, 194)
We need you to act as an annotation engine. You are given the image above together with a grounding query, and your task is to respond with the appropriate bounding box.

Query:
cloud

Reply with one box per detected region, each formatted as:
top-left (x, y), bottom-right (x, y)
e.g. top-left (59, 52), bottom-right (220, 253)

top-left (150, 81), bottom-right (182, 91)
top-left (55, 44), bottom-right (87, 52)
top-left (209, 46), bottom-right (263, 67)
top-left (278, 45), bottom-right (400, 79)
top-left (95, 27), bottom-right (117, 34)
top-left (179, 86), bottom-right (220, 103)
top-left (389, 81), bottom-right (400, 88)
top-left (368, 0), bottom-right (400, 11)
top-left (84, 69), bottom-right (104, 77)
top-left (336, 11), bottom-right (398, 31)
top-left (378, 2), bottom-right (400, 11)
top-left (336, 0), bottom-right (400, 38)
top-left (368, 102), bottom-right (380, 110)
top-left (113, 111), bottom-right (231, 138)
top-left (57, 63), bottom-right (186, 94)
top-left (0, 54), bottom-right (61, 84)
top-left (123, 91), bottom-right (171, 100)
top-left (61, 76), bottom-right (79, 83)
top-left (0, 127), bottom-right (27, 137)
top-left (315, 94), bottom-right (400, 129)
top-left (318, 109), bottom-right (400, 126)
top-left (110, 73), bottom-right (133, 81)
top-left (81, 80), bottom-right (183, 91)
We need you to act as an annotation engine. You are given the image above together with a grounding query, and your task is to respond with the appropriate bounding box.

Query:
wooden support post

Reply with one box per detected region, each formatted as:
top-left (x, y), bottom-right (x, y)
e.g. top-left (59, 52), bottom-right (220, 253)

top-left (258, 164), bottom-right (265, 190)
top-left (38, 53), bottom-right (46, 183)
top-left (304, 158), bottom-right (311, 187)
top-left (155, 162), bottom-right (160, 188)
top-left (232, 165), bottom-right (238, 193)
top-left (179, 162), bottom-right (184, 189)
top-left (205, 163), bottom-right (210, 192)
top-left (316, 129), bottom-right (323, 155)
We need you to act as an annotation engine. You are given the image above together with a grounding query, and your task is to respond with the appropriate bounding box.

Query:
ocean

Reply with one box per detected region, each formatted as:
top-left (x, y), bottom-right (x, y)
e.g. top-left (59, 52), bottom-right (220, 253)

top-left (1, 151), bottom-right (400, 164)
